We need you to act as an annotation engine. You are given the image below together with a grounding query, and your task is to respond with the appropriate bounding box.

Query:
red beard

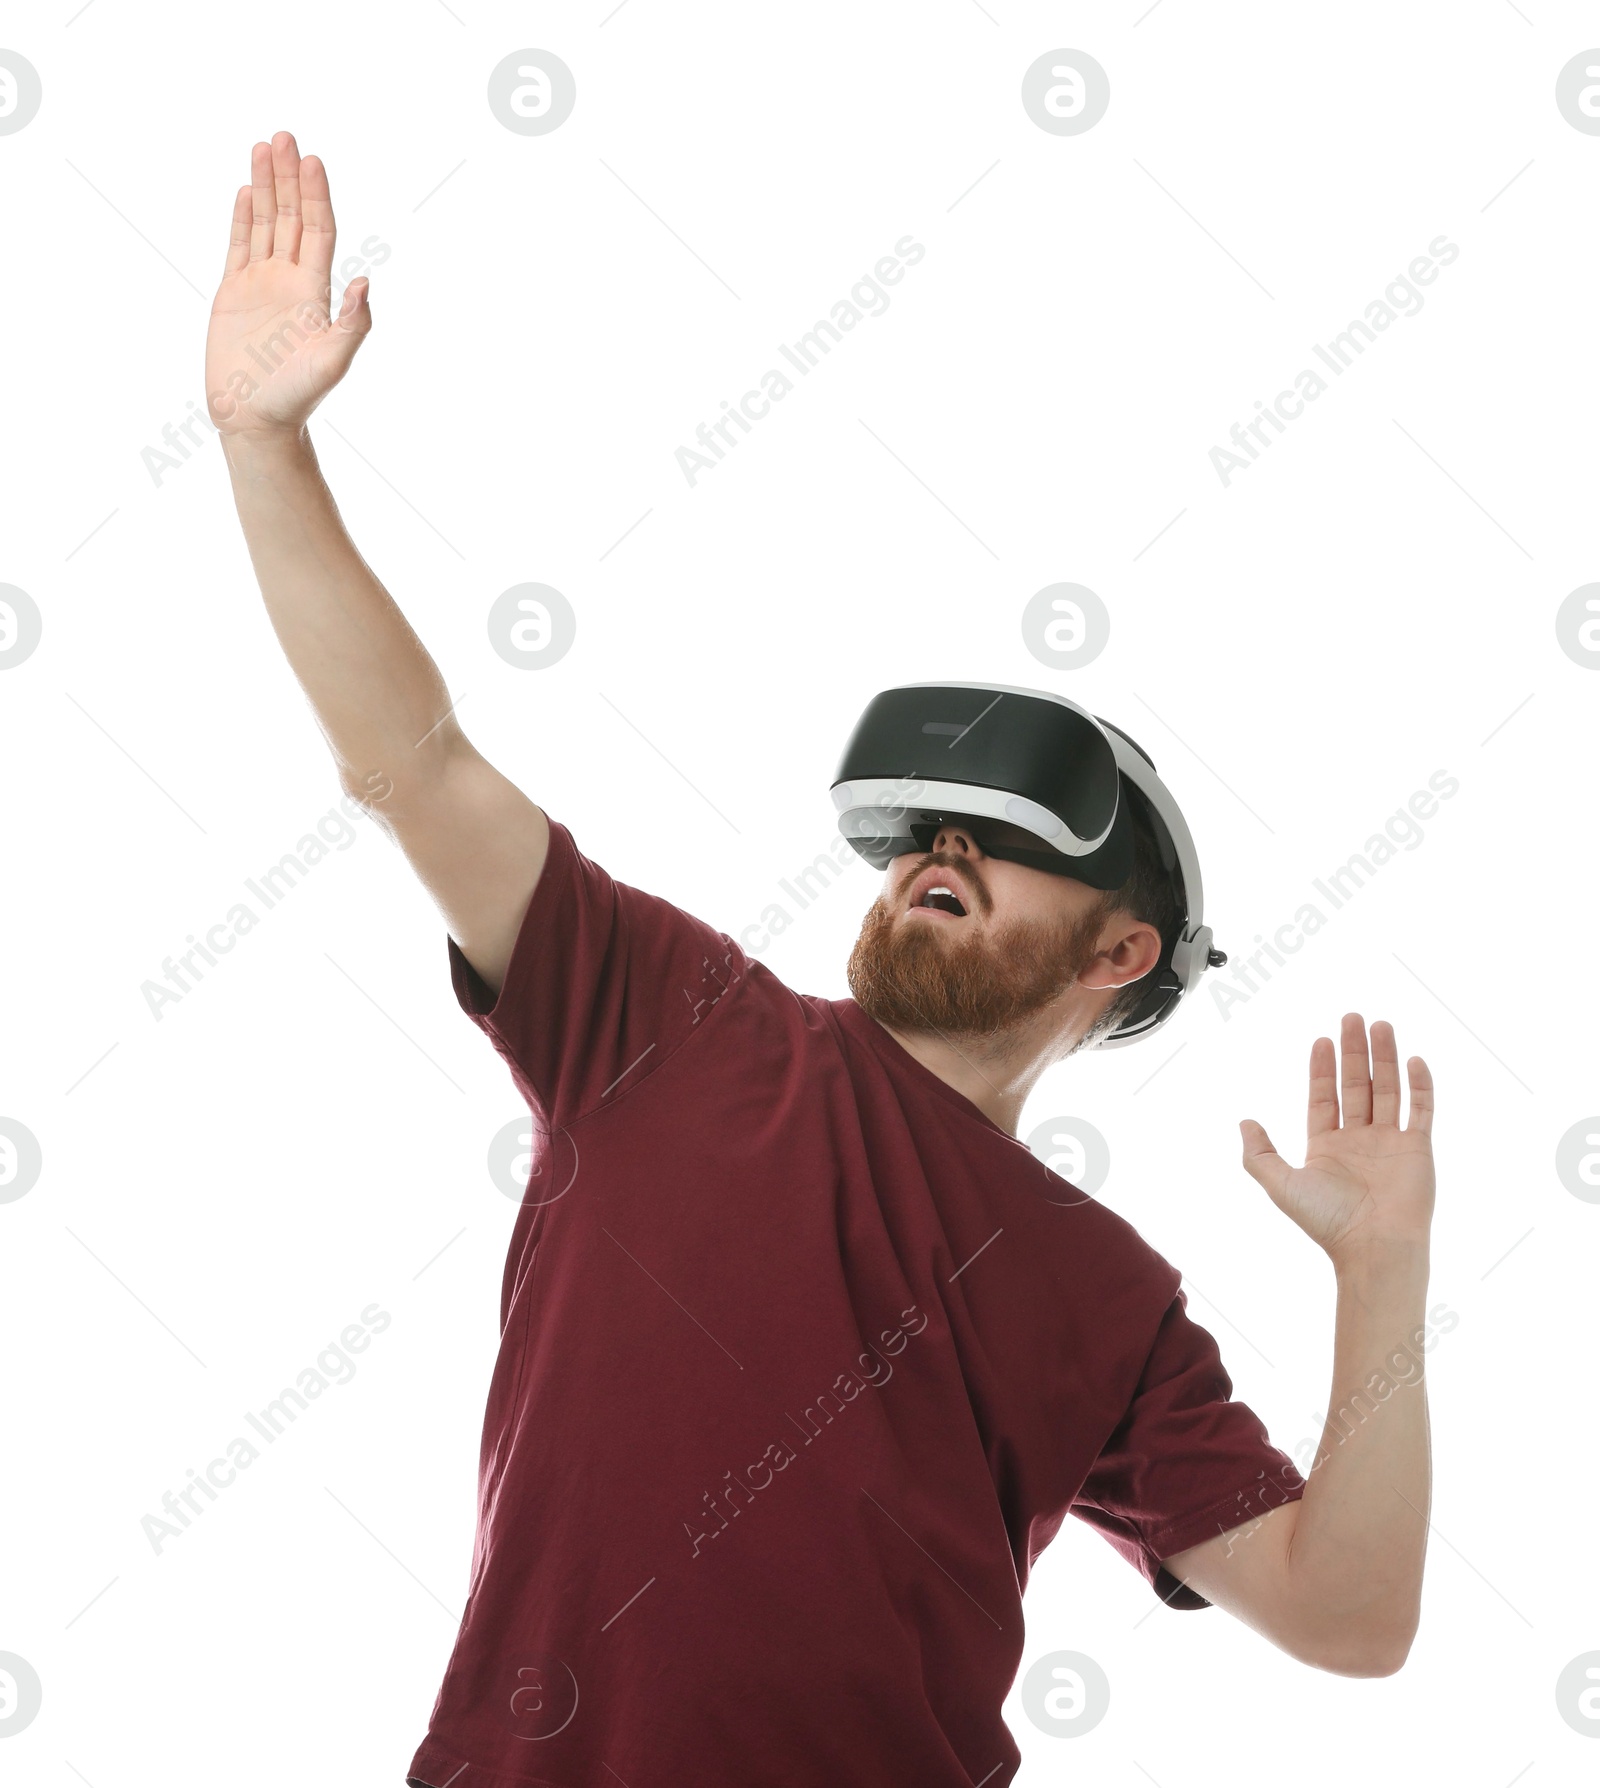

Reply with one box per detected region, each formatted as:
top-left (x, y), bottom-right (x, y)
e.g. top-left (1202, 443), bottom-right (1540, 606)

top-left (846, 877), bottom-right (1108, 1041)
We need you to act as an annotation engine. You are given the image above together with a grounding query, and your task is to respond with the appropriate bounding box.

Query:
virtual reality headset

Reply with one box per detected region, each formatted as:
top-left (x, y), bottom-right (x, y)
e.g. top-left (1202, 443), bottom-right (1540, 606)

top-left (829, 682), bottom-right (1227, 1048)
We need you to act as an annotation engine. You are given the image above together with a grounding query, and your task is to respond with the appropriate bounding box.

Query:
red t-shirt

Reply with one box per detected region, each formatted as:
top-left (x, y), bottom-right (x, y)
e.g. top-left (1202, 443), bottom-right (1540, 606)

top-left (405, 818), bottom-right (1305, 1788)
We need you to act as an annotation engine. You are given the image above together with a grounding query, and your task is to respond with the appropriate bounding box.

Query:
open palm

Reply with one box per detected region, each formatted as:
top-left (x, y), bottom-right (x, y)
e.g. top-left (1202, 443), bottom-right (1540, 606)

top-left (205, 132), bottom-right (370, 436)
top-left (1240, 1014), bottom-right (1435, 1265)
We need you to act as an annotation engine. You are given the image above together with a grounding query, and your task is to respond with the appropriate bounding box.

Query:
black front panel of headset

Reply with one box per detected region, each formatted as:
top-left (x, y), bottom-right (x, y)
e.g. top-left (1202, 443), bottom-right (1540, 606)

top-left (833, 686), bottom-right (1120, 843)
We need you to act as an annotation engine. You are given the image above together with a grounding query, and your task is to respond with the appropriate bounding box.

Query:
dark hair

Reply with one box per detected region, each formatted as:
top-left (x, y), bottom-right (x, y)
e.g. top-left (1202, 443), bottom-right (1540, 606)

top-left (1074, 783), bottom-right (1185, 1052)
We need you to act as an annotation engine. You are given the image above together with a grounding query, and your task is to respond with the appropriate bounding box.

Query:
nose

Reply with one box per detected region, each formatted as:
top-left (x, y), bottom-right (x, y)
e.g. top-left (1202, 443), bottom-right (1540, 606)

top-left (930, 820), bottom-right (983, 858)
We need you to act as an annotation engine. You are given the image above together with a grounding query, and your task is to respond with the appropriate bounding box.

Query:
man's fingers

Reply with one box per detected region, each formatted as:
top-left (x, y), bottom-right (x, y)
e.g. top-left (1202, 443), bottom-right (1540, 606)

top-left (1240, 1119), bottom-right (1291, 1202)
top-left (1404, 1056), bottom-right (1435, 1137)
top-left (1341, 1012), bottom-right (1373, 1127)
top-left (249, 140), bottom-right (275, 261)
top-left (1306, 1034), bottom-right (1340, 1140)
top-left (223, 184), bottom-right (253, 276)
top-left (299, 152), bottom-right (337, 282)
top-left (272, 130), bottom-right (303, 262)
top-left (1369, 1020), bottom-right (1402, 1128)
top-left (336, 276), bottom-right (372, 335)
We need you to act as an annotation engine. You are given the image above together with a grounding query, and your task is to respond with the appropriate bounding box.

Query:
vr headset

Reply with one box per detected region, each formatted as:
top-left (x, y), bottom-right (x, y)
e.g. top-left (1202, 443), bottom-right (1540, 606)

top-left (829, 682), bottom-right (1227, 1049)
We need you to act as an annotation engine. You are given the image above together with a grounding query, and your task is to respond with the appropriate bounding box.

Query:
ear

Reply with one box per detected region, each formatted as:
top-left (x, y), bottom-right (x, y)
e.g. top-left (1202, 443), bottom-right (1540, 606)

top-left (1082, 916), bottom-right (1163, 991)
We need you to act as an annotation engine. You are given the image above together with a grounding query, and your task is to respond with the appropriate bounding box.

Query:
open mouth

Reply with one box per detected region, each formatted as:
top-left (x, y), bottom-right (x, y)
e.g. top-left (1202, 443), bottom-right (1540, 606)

top-left (916, 885), bottom-right (967, 917)
top-left (905, 865), bottom-right (973, 920)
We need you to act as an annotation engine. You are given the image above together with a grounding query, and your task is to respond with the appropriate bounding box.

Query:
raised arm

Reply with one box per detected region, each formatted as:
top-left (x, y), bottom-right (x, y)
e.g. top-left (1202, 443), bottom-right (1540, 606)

top-left (206, 131), bottom-right (546, 995)
top-left (1160, 1017), bottom-right (1435, 1675)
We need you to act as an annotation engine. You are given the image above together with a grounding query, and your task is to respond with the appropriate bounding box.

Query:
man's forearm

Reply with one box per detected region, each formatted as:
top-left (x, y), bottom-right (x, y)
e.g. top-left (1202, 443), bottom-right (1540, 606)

top-left (222, 425), bottom-right (461, 801)
top-left (1287, 1241), bottom-right (1432, 1671)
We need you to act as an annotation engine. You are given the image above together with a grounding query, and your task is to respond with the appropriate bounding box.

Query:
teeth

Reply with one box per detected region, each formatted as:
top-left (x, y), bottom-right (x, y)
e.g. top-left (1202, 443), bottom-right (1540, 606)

top-left (918, 883), bottom-right (966, 914)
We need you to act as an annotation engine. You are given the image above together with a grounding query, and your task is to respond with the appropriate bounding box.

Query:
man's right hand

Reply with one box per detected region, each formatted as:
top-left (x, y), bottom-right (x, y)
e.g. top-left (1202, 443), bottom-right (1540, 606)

top-left (206, 131), bottom-right (371, 437)
top-left (209, 130), bottom-right (549, 1003)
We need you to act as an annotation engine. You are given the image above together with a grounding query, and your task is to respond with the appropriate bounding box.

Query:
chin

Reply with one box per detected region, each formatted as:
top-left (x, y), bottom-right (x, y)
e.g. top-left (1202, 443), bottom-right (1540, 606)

top-left (846, 894), bottom-right (1093, 1038)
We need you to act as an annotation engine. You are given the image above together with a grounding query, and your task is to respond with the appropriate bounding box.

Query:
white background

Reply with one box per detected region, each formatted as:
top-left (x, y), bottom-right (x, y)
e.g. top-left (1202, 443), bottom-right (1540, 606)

top-left (1, 3), bottom-right (1596, 1784)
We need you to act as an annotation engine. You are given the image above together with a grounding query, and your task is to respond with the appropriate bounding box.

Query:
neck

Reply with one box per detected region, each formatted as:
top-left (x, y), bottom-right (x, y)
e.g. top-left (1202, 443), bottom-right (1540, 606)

top-left (872, 1003), bottom-right (1076, 1134)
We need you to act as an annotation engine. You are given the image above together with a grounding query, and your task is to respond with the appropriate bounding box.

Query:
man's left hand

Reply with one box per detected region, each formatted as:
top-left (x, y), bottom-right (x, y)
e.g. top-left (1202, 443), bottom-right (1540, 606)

top-left (1240, 1013), bottom-right (1435, 1268)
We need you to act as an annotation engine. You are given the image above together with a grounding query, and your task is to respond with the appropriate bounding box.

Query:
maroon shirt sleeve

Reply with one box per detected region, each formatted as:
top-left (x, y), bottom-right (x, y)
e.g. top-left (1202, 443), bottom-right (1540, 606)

top-left (446, 815), bottom-right (746, 1129)
top-left (1070, 1286), bottom-right (1307, 1611)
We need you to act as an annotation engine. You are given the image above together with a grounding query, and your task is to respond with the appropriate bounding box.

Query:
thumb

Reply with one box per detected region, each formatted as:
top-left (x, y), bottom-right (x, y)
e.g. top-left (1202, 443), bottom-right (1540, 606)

top-left (1239, 1118), bottom-right (1292, 1203)
top-left (334, 275), bottom-right (372, 339)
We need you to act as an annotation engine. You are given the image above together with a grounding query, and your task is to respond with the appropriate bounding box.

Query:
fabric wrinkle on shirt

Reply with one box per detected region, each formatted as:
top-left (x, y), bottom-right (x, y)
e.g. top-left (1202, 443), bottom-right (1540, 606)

top-left (404, 816), bottom-right (1306, 1788)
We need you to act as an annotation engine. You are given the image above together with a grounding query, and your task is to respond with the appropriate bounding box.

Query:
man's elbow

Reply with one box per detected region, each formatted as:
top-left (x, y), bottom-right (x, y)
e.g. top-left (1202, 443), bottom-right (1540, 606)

top-left (1296, 1618), bottom-right (1417, 1678)
top-left (1348, 1633), bottom-right (1414, 1679)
